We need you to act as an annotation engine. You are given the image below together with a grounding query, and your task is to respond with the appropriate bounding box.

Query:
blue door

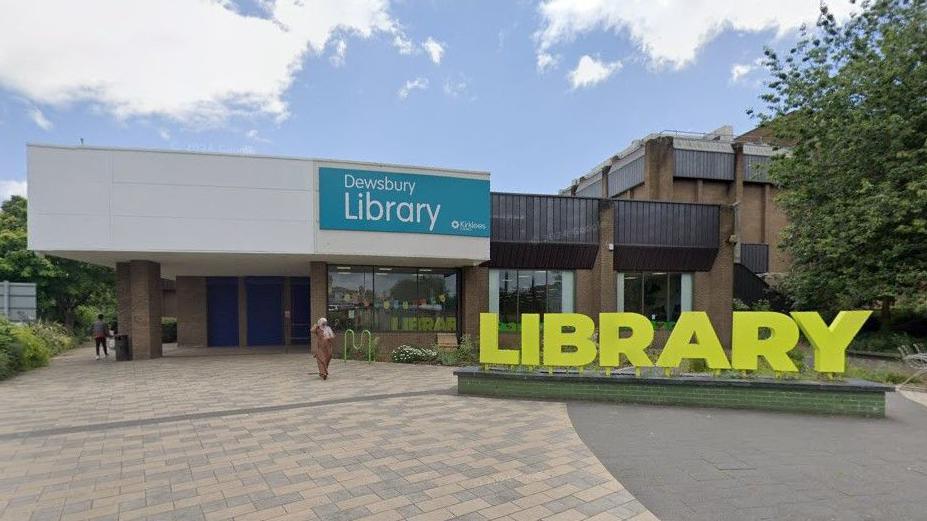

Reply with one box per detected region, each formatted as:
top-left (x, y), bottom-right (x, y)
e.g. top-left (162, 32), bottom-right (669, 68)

top-left (207, 277), bottom-right (239, 347)
top-left (246, 277), bottom-right (284, 346)
top-left (290, 278), bottom-right (310, 345)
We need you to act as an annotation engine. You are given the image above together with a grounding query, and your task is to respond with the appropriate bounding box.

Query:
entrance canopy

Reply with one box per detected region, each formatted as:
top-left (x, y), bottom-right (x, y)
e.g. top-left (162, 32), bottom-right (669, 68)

top-left (27, 145), bottom-right (491, 277)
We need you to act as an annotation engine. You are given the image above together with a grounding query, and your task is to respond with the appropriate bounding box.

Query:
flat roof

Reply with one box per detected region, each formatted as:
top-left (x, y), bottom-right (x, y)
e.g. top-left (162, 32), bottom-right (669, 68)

top-left (26, 143), bottom-right (491, 178)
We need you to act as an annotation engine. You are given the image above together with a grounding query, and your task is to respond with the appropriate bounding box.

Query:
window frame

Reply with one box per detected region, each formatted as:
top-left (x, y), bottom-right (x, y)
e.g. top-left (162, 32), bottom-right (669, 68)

top-left (488, 269), bottom-right (576, 331)
top-left (617, 272), bottom-right (693, 325)
top-left (326, 265), bottom-right (460, 333)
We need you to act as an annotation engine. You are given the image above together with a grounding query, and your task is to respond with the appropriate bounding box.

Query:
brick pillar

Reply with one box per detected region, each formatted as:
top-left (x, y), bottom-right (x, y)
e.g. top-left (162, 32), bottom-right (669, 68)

top-left (116, 263), bottom-right (132, 338)
top-left (693, 206), bottom-right (735, 348)
top-left (176, 276), bottom-right (207, 348)
top-left (644, 137), bottom-right (674, 200)
top-left (461, 266), bottom-right (488, 341)
top-left (574, 269), bottom-right (596, 316)
top-left (594, 201), bottom-right (617, 313)
top-left (309, 262), bottom-right (328, 328)
top-left (116, 260), bottom-right (162, 359)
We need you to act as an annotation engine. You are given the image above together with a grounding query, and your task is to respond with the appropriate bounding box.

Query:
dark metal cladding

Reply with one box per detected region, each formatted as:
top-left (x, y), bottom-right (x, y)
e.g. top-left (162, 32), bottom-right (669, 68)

top-left (487, 242), bottom-right (599, 269)
top-left (740, 243), bottom-right (770, 274)
top-left (673, 149), bottom-right (735, 181)
top-left (613, 199), bottom-right (720, 271)
top-left (734, 263), bottom-right (770, 306)
top-left (488, 193), bottom-right (600, 269)
top-left (607, 155), bottom-right (645, 196)
top-left (744, 154), bottom-right (772, 183)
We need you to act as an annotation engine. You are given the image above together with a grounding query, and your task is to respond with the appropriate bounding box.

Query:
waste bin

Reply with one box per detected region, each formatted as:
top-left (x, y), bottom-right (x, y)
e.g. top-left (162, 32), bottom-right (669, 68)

top-left (115, 334), bottom-right (132, 361)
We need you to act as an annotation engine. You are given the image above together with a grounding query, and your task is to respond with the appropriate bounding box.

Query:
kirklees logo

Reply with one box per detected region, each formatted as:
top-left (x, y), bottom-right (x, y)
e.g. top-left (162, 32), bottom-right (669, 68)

top-left (319, 167), bottom-right (490, 237)
top-left (451, 220), bottom-right (487, 232)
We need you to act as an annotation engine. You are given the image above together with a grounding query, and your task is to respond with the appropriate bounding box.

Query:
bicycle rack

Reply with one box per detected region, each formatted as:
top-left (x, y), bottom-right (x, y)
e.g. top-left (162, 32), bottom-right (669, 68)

top-left (343, 329), bottom-right (374, 363)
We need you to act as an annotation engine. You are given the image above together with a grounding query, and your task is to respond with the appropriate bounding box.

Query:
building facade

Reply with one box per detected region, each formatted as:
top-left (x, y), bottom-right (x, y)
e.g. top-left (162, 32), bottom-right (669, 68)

top-left (26, 127), bottom-right (786, 359)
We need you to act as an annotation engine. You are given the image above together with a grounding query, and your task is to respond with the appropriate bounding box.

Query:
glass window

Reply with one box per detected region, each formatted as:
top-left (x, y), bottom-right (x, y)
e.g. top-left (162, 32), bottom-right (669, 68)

top-left (623, 273), bottom-right (642, 314)
top-left (327, 266), bottom-right (374, 331)
top-left (327, 266), bottom-right (457, 332)
top-left (373, 268), bottom-right (418, 332)
top-left (416, 269), bottom-right (458, 333)
top-left (498, 269), bottom-right (519, 332)
top-left (619, 272), bottom-right (692, 322)
top-left (489, 269), bottom-right (576, 331)
top-left (643, 272), bottom-right (669, 321)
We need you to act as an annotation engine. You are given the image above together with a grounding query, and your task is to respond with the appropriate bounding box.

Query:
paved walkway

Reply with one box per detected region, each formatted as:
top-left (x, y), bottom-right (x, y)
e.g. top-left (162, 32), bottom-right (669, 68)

top-left (569, 392), bottom-right (927, 521)
top-left (0, 345), bottom-right (654, 521)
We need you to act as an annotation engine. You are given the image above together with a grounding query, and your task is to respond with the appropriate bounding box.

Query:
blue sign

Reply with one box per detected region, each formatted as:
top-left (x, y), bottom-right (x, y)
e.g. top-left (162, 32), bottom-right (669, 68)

top-left (319, 167), bottom-right (490, 237)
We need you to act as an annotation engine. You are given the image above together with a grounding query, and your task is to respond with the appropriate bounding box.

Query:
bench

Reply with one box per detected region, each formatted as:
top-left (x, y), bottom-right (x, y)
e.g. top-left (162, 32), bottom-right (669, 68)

top-left (436, 333), bottom-right (458, 351)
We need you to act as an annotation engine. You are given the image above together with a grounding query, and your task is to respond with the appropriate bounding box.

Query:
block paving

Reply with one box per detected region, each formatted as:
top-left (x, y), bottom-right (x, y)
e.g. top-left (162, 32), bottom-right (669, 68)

top-left (0, 345), bottom-right (656, 521)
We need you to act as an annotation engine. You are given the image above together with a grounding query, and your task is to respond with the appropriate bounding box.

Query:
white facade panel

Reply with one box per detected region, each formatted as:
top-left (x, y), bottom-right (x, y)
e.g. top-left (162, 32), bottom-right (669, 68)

top-left (28, 145), bottom-right (315, 255)
top-left (28, 145), bottom-right (491, 268)
top-left (27, 147), bottom-right (111, 218)
top-left (30, 213), bottom-right (112, 250)
top-left (111, 150), bottom-right (311, 190)
top-left (316, 230), bottom-right (488, 263)
top-left (110, 216), bottom-right (312, 253)
top-left (110, 183), bottom-right (310, 222)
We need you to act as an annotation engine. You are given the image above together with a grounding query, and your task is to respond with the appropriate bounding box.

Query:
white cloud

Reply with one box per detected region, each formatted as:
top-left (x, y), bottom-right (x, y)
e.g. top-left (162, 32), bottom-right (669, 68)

top-left (245, 128), bottom-right (271, 142)
top-left (567, 55), bottom-right (622, 89)
top-left (393, 33), bottom-right (415, 54)
top-left (730, 57), bottom-right (764, 83)
top-left (536, 0), bottom-right (857, 70)
top-left (330, 38), bottom-right (348, 67)
top-left (536, 52), bottom-right (558, 73)
top-left (0, 180), bottom-right (27, 202)
top-left (0, 0), bottom-right (402, 125)
top-left (158, 128), bottom-right (171, 141)
top-left (397, 77), bottom-right (428, 99)
top-left (29, 107), bottom-right (53, 130)
top-left (422, 37), bottom-right (445, 64)
top-left (443, 76), bottom-right (471, 99)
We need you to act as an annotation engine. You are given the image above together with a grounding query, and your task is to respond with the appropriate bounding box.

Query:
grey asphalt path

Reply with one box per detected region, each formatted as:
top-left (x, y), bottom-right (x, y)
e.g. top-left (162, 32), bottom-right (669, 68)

top-left (568, 393), bottom-right (927, 521)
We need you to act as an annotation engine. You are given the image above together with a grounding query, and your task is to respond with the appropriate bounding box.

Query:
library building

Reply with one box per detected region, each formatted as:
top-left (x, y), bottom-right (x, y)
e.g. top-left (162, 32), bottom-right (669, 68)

top-left (26, 125), bottom-right (786, 359)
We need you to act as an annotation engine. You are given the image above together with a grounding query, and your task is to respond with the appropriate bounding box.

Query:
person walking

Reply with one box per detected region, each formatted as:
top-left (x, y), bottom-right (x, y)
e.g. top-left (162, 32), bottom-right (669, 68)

top-left (91, 314), bottom-right (111, 360)
top-left (310, 317), bottom-right (334, 380)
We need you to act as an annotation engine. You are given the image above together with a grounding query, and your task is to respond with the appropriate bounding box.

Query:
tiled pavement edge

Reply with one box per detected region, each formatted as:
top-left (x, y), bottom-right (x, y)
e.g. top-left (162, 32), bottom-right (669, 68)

top-left (0, 345), bottom-right (658, 521)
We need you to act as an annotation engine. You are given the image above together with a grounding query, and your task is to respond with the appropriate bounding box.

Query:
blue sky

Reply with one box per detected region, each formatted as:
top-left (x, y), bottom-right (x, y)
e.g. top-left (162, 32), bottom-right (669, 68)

top-left (0, 0), bottom-right (855, 201)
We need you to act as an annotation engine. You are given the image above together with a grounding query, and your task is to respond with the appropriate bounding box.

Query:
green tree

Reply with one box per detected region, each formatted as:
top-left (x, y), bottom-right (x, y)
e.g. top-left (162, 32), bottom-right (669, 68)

top-left (752, 0), bottom-right (927, 320)
top-left (0, 196), bottom-right (114, 330)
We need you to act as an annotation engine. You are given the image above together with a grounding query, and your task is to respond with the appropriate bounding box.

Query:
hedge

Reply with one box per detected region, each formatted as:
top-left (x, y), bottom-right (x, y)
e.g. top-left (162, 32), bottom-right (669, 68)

top-left (0, 317), bottom-right (80, 381)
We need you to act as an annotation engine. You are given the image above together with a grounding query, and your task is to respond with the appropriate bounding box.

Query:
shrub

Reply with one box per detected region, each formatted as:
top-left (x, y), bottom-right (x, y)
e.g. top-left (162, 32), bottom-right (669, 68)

top-left (30, 321), bottom-right (78, 356)
top-left (161, 317), bottom-right (177, 343)
top-left (849, 331), bottom-right (917, 354)
top-left (787, 346), bottom-right (807, 372)
top-left (454, 334), bottom-right (478, 365)
top-left (436, 350), bottom-right (458, 366)
top-left (390, 345), bottom-right (437, 364)
top-left (0, 317), bottom-right (79, 380)
top-left (686, 358), bottom-right (709, 373)
top-left (12, 326), bottom-right (50, 370)
top-left (0, 317), bottom-right (17, 379)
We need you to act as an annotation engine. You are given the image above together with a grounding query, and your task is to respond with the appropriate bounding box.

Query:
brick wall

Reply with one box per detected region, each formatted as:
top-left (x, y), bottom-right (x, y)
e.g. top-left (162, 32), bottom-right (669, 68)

top-left (457, 370), bottom-right (889, 417)
top-left (176, 276), bottom-right (207, 348)
top-left (461, 266), bottom-right (488, 341)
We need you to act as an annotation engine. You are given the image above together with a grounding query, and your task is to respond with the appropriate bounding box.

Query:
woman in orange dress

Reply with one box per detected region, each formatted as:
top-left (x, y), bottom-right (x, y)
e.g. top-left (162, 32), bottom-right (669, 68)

top-left (310, 317), bottom-right (334, 380)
